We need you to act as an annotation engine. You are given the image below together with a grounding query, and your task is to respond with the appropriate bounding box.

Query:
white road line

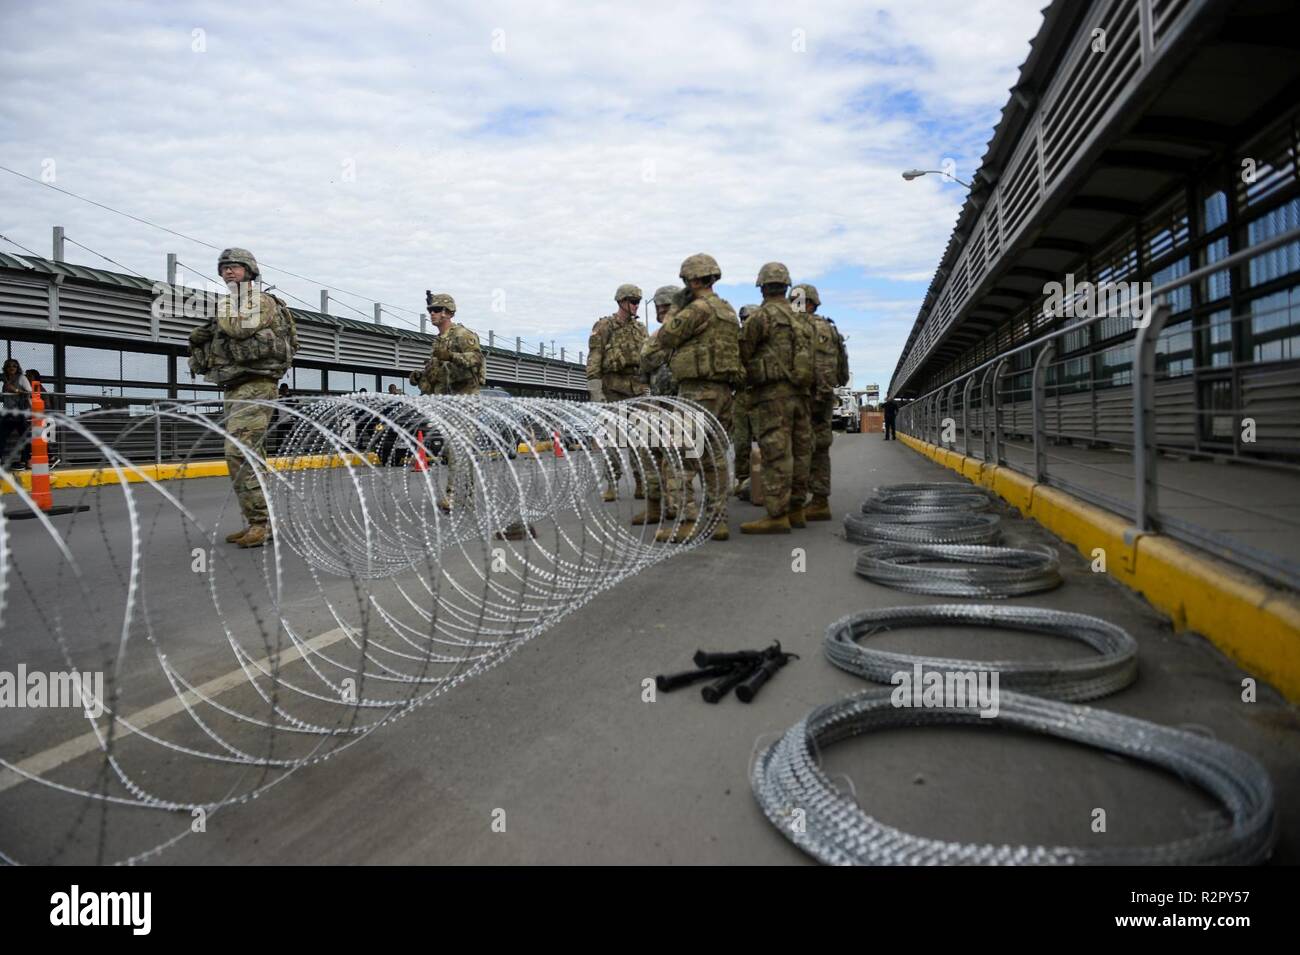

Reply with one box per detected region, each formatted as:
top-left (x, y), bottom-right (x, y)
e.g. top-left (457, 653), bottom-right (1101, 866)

top-left (0, 627), bottom-right (351, 795)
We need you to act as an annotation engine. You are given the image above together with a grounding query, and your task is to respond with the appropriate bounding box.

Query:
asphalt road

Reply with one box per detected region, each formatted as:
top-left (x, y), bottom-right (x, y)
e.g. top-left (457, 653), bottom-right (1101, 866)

top-left (2, 431), bottom-right (1297, 865)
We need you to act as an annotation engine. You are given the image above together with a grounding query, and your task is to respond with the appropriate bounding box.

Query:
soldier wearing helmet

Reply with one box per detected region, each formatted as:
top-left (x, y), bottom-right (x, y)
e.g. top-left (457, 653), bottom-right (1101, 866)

top-left (413, 292), bottom-right (483, 398)
top-left (634, 284), bottom-right (688, 527)
top-left (792, 282), bottom-right (849, 521)
top-left (188, 247), bottom-right (299, 549)
top-left (410, 291), bottom-right (486, 513)
top-left (737, 262), bottom-right (814, 534)
top-left (651, 253), bottom-right (743, 543)
top-left (732, 304), bottom-right (760, 502)
top-left (587, 283), bottom-right (650, 502)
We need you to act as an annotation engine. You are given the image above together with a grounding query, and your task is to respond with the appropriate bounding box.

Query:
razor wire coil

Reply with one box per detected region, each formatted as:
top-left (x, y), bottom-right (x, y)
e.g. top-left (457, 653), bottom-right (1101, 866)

top-left (853, 542), bottom-right (1062, 597)
top-left (0, 392), bottom-right (731, 864)
top-left (860, 482), bottom-right (995, 514)
top-left (823, 604), bottom-right (1138, 701)
top-left (843, 510), bottom-right (1002, 545)
top-left (751, 687), bottom-right (1276, 866)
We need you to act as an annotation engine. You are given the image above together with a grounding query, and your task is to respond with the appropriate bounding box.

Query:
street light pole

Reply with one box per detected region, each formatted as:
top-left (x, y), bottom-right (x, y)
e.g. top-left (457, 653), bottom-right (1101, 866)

top-left (902, 169), bottom-right (974, 188)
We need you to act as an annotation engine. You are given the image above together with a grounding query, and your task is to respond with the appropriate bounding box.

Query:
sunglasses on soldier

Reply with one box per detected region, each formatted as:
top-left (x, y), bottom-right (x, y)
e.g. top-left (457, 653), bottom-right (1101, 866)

top-left (429, 306), bottom-right (452, 315)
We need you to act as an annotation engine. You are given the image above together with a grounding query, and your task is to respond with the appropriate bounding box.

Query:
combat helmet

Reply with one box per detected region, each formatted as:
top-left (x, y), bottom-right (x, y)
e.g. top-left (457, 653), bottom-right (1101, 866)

top-left (755, 262), bottom-right (791, 287)
top-left (615, 283), bottom-right (643, 303)
top-left (653, 284), bottom-right (682, 307)
top-left (738, 304), bottom-right (758, 323)
top-left (679, 253), bottom-right (721, 282)
top-left (426, 291), bottom-right (457, 313)
top-left (217, 247), bottom-right (259, 279)
top-left (792, 282), bottom-right (820, 307)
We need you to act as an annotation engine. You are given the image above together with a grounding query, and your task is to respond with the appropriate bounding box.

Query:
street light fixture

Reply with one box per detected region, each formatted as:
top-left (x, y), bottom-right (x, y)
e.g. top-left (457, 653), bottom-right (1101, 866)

top-left (902, 168), bottom-right (974, 188)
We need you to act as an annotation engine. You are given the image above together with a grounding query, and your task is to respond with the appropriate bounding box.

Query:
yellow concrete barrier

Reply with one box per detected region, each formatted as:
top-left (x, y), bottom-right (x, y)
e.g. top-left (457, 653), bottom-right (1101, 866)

top-left (898, 432), bottom-right (1300, 702)
top-left (1, 452), bottom-right (379, 495)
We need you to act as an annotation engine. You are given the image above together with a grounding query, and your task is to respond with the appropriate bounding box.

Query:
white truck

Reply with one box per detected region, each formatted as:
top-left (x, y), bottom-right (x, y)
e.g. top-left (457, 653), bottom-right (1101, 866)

top-left (831, 387), bottom-right (861, 432)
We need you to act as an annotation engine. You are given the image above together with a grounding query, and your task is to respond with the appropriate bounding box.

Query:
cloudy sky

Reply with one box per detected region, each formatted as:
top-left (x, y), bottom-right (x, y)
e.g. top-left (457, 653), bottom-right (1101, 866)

top-left (1, 0), bottom-right (1044, 391)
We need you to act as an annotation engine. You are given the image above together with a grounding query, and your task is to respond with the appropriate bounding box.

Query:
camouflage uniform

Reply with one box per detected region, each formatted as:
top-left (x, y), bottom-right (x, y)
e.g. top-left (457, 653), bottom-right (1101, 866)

top-left (740, 264), bottom-right (813, 523)
top-left (797, 284), bottom-right (850, 505)
top-left (656, 254), bottom-right (742, 538)
top-left (223, 377), bottom-right (280, 523)
top-left (410, 293), bottom-right (486, 509)
top-left (732, 305), bottom-right (759, 493)
top-left (587, 285), bottom-right (649, 495)
top-left (189, 248), bottom-right (298, 545)
top-left (638, 285), bottom-right (686, 520)
top-left (413, 297), bottom-right (486, 397)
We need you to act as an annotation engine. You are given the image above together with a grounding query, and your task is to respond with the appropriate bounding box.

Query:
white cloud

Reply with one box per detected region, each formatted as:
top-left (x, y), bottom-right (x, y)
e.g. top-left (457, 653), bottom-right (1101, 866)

top-left (0, 0), bottom-right (1043, 368)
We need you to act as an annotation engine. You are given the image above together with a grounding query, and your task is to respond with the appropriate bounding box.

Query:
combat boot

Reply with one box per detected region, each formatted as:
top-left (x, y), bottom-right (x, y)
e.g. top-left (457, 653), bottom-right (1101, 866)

top-left (806, 495), bottom-right (832, 521)
top-left (633, 476), bottom-right (645, 500)
top-left (494, 522), bottom-right (536, 541)
top-left (711, 522), bottom-right (730, 541)
top-left (655, 521), bottom-right (694, 543)
top-left (225, 526), bottom-right (252, 544)
top-left (437, 495), bottom-right (453, 513)
top-left (741, 514), bottom-right (792, 535)
top-left (788, 505), bottom-right (807, 528)
top-left (238, 522), bottom-right (272, 548)
top-left (602, 486), bottom-right (617, 503)
top-left (631, 499), bottom-right (662, 525)
top-left (736, 478), bottom-right (751, 502)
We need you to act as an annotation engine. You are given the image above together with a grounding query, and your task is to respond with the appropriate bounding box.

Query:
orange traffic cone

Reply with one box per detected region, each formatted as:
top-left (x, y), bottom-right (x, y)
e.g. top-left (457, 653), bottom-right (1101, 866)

top-left (411, 430), bottom-right (428, 472)
top-left (4, 382), bottom-right (88, 520)
top-left (28, 383), bottom-right (53, 511)
top-left (552, 430), bottom-right (565, 459)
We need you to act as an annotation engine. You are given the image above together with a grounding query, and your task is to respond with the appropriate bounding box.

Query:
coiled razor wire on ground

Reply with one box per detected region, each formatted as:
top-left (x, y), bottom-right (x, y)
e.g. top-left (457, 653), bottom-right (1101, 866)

top-left (0, 393), bottom-right (731, 864)
top-left (751, 687), bottom-right (1276, 865)
top-left (843, 510), bottom-right (1002, 545)
top-left (824, 604), bottom-right (1138, 701)
top-left (854, 542), bottom-right (1062, 597)
top-left (861, 482), bottom-right (995, 514)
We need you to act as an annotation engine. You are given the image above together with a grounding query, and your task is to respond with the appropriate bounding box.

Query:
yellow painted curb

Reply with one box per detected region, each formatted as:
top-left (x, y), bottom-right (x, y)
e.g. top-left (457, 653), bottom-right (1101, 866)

top-left (1, 453), bottom-right (379, 496)
top-left (898, 433), bottom-right (1300, 702)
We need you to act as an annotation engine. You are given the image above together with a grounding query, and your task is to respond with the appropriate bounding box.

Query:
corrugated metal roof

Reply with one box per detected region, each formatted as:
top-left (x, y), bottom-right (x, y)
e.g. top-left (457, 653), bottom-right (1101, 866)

top-left (0, 251), bottom-right (158, 292)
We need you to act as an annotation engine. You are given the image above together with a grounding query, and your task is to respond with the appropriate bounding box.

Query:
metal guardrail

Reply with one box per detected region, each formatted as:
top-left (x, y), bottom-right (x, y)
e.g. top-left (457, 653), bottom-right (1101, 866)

top-left (1, 390), bottom-right (564, 470)
top-left (4, 392), bottom-right (284, 468)
top-left (897, 225), bottom-right (1300, 590)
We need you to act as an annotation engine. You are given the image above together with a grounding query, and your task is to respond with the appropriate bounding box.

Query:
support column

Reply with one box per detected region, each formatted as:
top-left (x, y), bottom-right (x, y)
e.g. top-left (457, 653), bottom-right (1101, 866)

top-left (1032, 342), bottom-right (1055, 482)
top-left (1133, 304), bottom-right (1171, 531)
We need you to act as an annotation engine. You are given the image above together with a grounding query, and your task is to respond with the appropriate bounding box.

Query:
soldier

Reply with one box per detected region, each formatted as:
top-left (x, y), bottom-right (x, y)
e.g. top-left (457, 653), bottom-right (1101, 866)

top-left (409, 292), bottom-right (486, 512)
top-left (792, 283), bottom-right (849, 521)
top-left (653, 253), bottom-right (742, 543)
top-left (738, 262), bottom-right (813, 534)
top-left (636, 284), bottom-right (687, 526)
top-left (587, 284), bottom-right (650, 501)
top-left (188, 248), bottom-right (299, 548)
top-left (732, 305), bottom-right (759, 501)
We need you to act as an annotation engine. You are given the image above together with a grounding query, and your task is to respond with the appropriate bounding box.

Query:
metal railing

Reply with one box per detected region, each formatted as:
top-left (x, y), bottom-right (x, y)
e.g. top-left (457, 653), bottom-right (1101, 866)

top-left (5, 392), bottom-right (256, 468)
top-left (897, 225), bottom-right (1300, 591)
